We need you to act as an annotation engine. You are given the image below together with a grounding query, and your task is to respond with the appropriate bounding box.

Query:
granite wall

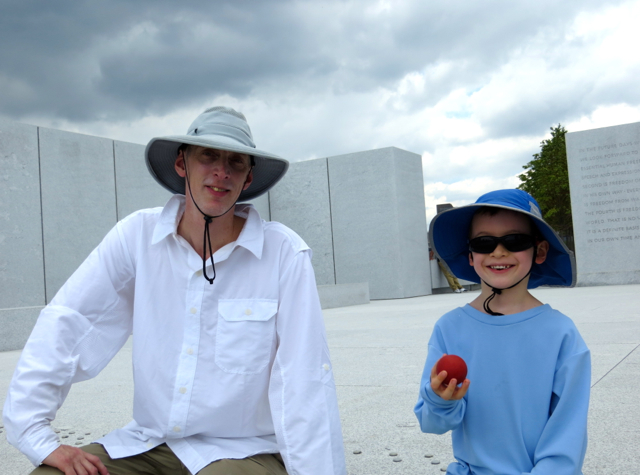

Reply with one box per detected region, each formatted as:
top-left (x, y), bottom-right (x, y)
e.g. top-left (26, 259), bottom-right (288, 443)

top-left (0, 119), bottom-right (431, 350)
top-left (0, 119), bottom-right (172, 351)
top-left (270, 148), bottom-right (432, 299)
top-left (566, 121), bottom-right (640, 286)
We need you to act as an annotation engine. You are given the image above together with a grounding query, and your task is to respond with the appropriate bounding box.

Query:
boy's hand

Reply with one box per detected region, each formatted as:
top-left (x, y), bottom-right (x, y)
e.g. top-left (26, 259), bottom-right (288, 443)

top-left (430, 355), bottom-right (470, 401)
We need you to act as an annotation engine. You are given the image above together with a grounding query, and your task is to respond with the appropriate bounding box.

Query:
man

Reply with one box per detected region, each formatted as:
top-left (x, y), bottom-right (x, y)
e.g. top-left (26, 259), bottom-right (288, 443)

top-left (430, 249), bottom-right (467, 293)
top-left (4, 107), bottom-right (346, 475)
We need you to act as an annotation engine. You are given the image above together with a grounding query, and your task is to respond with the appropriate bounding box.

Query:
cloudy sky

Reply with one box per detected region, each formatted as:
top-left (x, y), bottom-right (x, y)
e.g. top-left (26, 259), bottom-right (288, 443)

top-left (1, 0), bottom-right (639, 222)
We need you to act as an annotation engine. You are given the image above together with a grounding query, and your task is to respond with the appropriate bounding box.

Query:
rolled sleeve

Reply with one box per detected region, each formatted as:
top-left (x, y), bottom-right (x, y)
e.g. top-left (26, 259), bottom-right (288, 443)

top-left (414, 343), bottom-right (466, 435)
top-left (3, 222), bottom-right (135, 466)
top-left (528, 349), bottom-right (591, 474)
top-left (268, 249), bottom-right (346, 475)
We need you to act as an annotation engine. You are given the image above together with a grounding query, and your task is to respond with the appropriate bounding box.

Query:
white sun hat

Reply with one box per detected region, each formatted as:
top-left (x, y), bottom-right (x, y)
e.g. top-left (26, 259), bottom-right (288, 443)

top-left (145, 106), bottom-right (289, 202)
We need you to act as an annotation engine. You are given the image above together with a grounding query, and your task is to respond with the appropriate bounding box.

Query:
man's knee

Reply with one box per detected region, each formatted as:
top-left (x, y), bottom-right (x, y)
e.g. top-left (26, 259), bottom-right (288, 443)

top-left (30, 465), bottom-right (63, 475)
top-left (198, 453), bottom-right (287, 475)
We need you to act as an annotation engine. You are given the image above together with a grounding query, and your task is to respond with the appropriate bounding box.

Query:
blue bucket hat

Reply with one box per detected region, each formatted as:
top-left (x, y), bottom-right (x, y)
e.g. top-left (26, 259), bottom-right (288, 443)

top-left (429, 189), bottom-right (576, 288)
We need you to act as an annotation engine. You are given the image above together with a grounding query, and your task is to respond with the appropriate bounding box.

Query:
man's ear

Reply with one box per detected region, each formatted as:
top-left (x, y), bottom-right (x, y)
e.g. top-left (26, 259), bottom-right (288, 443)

top-left (468, 252), bottom-right (474, 266)
top-left (535, 241), bottom-right (550, 264)
top-left (243, 169), bottom-right (254, 190)
top-left (175, 150), bottom-right (186, 178)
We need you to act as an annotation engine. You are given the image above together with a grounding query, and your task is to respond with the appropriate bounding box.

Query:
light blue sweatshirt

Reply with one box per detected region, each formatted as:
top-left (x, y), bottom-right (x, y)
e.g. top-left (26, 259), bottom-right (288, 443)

top-left (415, 304), bottom-right (590, 475)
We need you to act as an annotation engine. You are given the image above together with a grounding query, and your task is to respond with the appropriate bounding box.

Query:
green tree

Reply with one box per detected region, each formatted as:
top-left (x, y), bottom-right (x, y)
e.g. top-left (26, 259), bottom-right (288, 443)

top-left (518, 124), bottom-right (574, 250)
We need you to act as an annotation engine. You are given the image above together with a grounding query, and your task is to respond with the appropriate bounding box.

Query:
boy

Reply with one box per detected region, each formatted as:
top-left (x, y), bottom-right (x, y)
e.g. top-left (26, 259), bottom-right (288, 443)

top-left (414, 189), bottom-right (590, 475)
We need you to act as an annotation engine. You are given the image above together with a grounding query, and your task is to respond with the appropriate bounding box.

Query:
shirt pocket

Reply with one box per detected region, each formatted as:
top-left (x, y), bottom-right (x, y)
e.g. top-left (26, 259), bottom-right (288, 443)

top-left (215, 299), bottom-right (278, 374)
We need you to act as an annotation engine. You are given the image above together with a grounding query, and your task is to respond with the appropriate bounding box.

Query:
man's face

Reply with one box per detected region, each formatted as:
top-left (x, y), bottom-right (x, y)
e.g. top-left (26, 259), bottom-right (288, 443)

top-left (175, 146), bottom-right (253, 216)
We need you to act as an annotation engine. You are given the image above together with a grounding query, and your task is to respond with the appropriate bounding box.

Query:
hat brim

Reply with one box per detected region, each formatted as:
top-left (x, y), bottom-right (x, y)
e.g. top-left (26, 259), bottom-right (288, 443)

top-left (145, 134), bottom-right (289, 202)
top-left (429, 203), bottom-right (576, 288)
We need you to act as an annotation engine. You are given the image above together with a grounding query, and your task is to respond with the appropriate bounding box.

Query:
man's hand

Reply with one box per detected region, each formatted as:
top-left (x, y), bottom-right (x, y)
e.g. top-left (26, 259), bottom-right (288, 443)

top-left (430, 356), bottom-right (470, 401)
top-left (42, 445), bottom-right (109, 475)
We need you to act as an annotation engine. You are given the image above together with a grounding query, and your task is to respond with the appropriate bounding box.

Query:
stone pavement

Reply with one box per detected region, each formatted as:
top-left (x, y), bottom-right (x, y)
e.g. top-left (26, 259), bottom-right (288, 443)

top-left (1, 284), bottom-right (639, 474)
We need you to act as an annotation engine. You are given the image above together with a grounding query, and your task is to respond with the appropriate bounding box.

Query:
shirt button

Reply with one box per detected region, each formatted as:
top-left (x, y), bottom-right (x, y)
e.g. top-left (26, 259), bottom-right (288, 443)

top-left (190, 308), bottom-right (197, 314)
top-left (146, 442), bottom-right (153, 448)
top-left (179, 387), bottom-right (187, 394)
top-left (244, 308), bottom-right (252, 316)
top-left (186, 348), bottom-right (194, 355)
top-left (323, 364), bottom-right (330, 371)
top-left (173, 426), bottom-right (181, 433)
top-left (195, 270), bottom-right (203, 277)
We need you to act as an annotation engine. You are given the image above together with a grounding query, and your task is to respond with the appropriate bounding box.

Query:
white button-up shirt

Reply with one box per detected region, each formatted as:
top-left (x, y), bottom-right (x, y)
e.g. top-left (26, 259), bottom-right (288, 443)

top-left (4, 196), bottom-right (346, 475)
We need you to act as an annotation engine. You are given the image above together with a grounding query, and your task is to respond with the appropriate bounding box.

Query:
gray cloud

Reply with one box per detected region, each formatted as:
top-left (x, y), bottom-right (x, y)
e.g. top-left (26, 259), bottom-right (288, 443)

top-left (1, 0), bottom-right (625, 131)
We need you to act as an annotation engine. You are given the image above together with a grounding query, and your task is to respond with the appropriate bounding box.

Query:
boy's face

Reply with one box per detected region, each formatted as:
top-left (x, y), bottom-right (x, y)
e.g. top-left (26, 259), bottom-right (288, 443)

top-left (468, 209), bottom-right (549, 289)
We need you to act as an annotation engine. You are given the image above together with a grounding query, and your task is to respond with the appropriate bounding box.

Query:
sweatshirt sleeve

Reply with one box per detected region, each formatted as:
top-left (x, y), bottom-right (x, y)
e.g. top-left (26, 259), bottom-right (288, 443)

top-left (2, 222), bottom-right (135, 466)
top-left (414, 339), bottom-right (466, 435)
top-left (527, 347), bottom-right (591, 475)
top-left (268, 249), bottom-right (346, 475)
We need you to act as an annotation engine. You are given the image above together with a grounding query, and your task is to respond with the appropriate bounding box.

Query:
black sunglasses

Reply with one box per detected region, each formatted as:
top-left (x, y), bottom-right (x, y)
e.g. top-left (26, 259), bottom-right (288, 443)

top-left (468, 234), bottom-right (536, 254)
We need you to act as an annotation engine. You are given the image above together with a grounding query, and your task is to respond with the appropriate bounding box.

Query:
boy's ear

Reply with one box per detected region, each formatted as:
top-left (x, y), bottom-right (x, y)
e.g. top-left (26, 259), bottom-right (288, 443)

top-left (535, 241), bottom-right (550, 264)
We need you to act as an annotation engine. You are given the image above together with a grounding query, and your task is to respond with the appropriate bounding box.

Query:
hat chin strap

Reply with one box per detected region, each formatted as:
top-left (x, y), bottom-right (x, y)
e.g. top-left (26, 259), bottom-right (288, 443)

top-left (481, 248), bottom-right (537, 316)
top-left (183, 156), bottom-right (251, 285)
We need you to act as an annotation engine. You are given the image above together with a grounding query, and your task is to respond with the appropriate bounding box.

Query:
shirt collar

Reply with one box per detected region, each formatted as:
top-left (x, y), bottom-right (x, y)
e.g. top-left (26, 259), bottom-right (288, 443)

top-left (151, 195), bottom-right (264, 260)
top-left (232, 203), bottom-right (264, 260)
top-left (152, 195), bottom-right (185, 245)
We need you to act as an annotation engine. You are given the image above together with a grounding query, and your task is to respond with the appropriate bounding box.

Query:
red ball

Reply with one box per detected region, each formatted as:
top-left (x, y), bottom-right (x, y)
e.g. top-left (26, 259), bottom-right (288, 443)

top-left (436, 355), bottom-right (468, 386)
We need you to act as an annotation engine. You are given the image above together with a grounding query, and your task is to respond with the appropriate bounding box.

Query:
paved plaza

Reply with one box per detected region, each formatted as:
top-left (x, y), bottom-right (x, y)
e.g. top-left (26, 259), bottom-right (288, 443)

top-left (1, 284), bottom-right (639, 474)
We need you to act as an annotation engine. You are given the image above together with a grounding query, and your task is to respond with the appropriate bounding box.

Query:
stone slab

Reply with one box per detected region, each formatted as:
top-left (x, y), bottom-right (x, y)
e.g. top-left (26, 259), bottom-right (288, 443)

top-left (0, 119), bottom-right (46, 309)
top-left (0, 347), bottom-right (31, 474)
top-left (0, 306), bottom-right (42, 352)
top-left (0, 338), bottom-right (134, 475)
top-left (571, 321), bottom-right (640, 346)
top-left (270, 158), bottom-right (335, 285)
top-left (588, 343), bottom-right (638, 386)
top-left (324, 285), bottom-right (640, 475)
top-left (114, 140), bottom-right (171, 220)
top-left (317, 283), bottom-right (370, 310)
top-left (584, 346), bottom-right (640, 474)
top-left (39, 128), bottom-right (118, 301)
top-left (392, 148), bottom-right (432, 297)
top-left (566, 122), bottom-right (640, 286)
top-left (337, 384), bottom-right (455, 474)
top-left (247, 193), bottom-right (270, 221)
top-left (2, 285), bottom-right (640, 474)
top-left (328, 147), bottom-right (430, 299)
top-left (533, 285), bottom-right (640, 324)
top-left (331, 346), bottom-right (426, 387)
